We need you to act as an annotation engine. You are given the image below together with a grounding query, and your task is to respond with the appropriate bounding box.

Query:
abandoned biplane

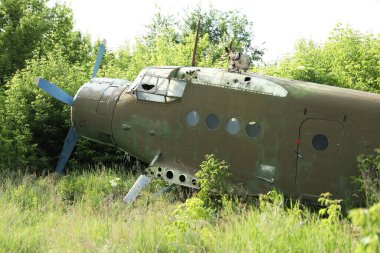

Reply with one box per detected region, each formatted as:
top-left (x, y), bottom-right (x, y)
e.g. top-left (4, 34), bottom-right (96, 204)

top-left (35, 41), bottom-right (380, 204)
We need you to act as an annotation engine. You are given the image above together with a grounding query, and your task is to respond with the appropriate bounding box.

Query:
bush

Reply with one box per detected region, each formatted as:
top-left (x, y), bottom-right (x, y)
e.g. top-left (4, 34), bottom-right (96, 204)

top-left (2, 51), bottom-right (87, 169)
top-left (195, 154), bottom-right (232, 209)
top-left (2, 50), bottom-right (123, 171)
top-left (318, 192), bottom-right (343, 224)
top-left (164, 197), bottom-right (215, 252)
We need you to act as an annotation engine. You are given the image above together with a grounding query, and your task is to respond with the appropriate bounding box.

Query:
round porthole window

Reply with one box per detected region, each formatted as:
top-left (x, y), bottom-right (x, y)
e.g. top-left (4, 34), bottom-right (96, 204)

top-left (312, 134), bottom-right (328, 151)
top-left (205, 114), bottom-right (220, 130)
top-left (185, 111), bottom-right (200, 127)
top-left (226, 118), bottom-right (241, 135)
top-left (246, 122), bottom-right (261, 138)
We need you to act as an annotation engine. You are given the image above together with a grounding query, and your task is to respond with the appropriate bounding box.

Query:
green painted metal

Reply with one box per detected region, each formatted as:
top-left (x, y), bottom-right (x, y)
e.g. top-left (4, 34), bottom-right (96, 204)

top-left (71, 66), bottom-right (380, 201)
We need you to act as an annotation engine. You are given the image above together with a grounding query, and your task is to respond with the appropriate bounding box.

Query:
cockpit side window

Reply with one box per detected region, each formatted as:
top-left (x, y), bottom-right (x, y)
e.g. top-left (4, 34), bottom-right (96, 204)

top-left (136, 92), bottom-right (166, 103)
top-left (136, 74), bottom-right (187, 103)
top-left (137, 76), bottom-right (158, 93)
top-left (167, 79), bottom-right (186, 98)
top-left (156, 78), bottom-right (169, 95)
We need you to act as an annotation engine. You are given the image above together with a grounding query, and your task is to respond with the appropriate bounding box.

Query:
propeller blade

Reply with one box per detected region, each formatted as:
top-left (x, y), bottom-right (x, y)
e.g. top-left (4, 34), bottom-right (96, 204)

top-left (55, 126), bottom-right (79, 173)
top-left (155, 183), bottom-right (176, 196)
top-left (123, 175), bottom-right (152, 204)
top-left (92, 39), bottom-right (106, 79)
top-left (35, 77), bottom-right (73, 106)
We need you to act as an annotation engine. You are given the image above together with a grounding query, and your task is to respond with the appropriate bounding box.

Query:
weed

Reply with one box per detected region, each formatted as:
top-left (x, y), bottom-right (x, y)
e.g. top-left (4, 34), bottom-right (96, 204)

top-left (350, 203), bottom-right (380, 252)
top-left (355, 150), bottom-right (380, 207)
top-left (318, 192), bottom-right (343, 224)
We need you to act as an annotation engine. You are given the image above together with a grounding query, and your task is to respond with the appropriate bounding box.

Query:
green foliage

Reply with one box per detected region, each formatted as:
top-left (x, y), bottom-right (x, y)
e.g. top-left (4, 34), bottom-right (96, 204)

top-left (162, 155), bottom-right (237, 251)
top-left (0, 0), bottom-right (92, 84)
top-left (0, 92), bottom-right (7, 162)
top-left (100, 44), bottom-right (134, 80)
top-left (0, 0), bottom-right (100, 171)
top-left (164, 197), bottom-right (215, 251)
top-left (2, 50), bottom-right (82, 168)
top-left (350, 203), bottom-right (380, 253)
top-left (259, 190), bottom-right (285, 212)
top-left (355, 150), bottom-right (380, 207)
top-left (318, 192), bottom-right (343, 224)
top-left (261, 24), bottom-right (380, 92)
top-left (183, 6), bottom-right (264, 62)
top-left (2, 173), bottom-right (56, 211)
top-left (195, 154), bottom-right (232, 209)
top-left (57, 169), bottom-right (131, 207)
top-left (140, 5), bottom-right (263, 63)
top-left (141, 10), bottom-right (179, 47)
top-left (173, 197), bottom-right (215, 228)
top-left (126, 6), bottom-right (263, 75)
top-left (2, 50), bottom-right (122, 170)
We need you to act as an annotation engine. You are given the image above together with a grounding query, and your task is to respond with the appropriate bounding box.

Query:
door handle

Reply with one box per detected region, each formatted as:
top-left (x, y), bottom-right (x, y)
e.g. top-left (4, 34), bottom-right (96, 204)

top-left (294, 150), bottom-right (303, 159)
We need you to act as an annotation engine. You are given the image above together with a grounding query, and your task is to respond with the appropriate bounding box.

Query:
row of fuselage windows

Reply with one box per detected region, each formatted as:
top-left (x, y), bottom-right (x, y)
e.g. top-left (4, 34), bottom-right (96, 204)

top-left (185, 111), bottom-right (331, 151)
top-left (185, 111), bottom-right (332, 151)
top-left (186, 111), bottom-right (261, 138)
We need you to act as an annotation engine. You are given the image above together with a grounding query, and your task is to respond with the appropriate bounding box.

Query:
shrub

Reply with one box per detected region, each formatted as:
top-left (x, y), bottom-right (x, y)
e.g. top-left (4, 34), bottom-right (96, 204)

top-left (195, 154), bottom-right (232, 209)
top-left (164, 197), bottom-right (214, 252)
top-left (2, 50), bottom-right (123, 171)
top-left (318, 192), bottom-right (343, 224)
top-left (3, 51), bottom-right (87, 169)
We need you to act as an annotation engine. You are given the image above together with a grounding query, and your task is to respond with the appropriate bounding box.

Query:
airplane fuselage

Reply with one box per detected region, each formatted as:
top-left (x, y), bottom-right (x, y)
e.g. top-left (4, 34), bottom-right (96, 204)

top-left (71, 66), bottom-right (380, 201)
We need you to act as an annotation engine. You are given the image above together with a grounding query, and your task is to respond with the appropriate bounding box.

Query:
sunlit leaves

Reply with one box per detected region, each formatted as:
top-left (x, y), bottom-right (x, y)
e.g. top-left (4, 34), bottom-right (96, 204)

top-left (263, 24), bottom-right (380, 92)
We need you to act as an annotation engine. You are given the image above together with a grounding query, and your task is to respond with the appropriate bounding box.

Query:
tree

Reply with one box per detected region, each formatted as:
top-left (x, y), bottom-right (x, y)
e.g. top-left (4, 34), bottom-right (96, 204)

top-left (140, 9), bottom-right (180, 47)
top-left (0, 0), bottom-right (92, 85)
top-left (121, 6), bottom-right (263, 76)
top-left (262, 25), bottom-right (380, 92)
top-left (183, 6), bottom-right (264, 64)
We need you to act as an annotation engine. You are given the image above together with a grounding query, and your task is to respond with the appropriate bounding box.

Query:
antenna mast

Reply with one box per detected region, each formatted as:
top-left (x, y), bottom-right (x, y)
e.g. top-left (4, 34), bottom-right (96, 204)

top-left (191, 19), bottom-right (201, 67)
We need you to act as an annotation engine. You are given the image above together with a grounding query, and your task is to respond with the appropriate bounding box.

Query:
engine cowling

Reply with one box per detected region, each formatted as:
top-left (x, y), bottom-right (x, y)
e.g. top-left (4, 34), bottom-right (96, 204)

top-left (71, 78), bottom-right (130, 145)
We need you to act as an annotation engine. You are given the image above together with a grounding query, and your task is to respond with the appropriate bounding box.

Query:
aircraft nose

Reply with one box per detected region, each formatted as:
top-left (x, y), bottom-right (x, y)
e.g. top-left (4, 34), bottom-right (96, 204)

top-left (72, 80), bottom-right (129, 145)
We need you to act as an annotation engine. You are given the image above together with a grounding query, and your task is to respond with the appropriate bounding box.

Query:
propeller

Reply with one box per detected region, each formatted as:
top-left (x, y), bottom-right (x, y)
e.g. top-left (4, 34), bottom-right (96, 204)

top-left (35, 40), bottom-right (106, 173)
top-left (34, 77), bottom-right (74, 105)
top-left (92, 39), bottom-right (106, 79)
top-left (123, 175), bottom-right (152, 203)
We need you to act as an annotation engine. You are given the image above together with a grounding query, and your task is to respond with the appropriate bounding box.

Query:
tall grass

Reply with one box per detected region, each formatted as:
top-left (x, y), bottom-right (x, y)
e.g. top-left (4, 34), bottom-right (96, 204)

top-left (0, 168), bottom-right (357, 252)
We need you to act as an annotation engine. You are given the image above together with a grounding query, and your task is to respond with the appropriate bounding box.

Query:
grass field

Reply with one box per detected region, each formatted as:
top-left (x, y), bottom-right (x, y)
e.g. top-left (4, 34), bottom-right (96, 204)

top-left (0, 168), bottom-right (360, 252)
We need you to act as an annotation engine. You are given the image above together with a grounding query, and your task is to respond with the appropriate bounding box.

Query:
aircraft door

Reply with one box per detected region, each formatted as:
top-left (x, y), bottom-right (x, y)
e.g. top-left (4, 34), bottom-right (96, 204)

top-left (296, 119), bottom-right (343, 197)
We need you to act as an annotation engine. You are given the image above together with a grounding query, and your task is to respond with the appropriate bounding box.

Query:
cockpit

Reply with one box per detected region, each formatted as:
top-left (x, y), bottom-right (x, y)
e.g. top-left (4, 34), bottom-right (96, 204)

top-left (130, 66), bottom-right (289, 103)
top-left (132, 67), bottom-right (187, 103)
